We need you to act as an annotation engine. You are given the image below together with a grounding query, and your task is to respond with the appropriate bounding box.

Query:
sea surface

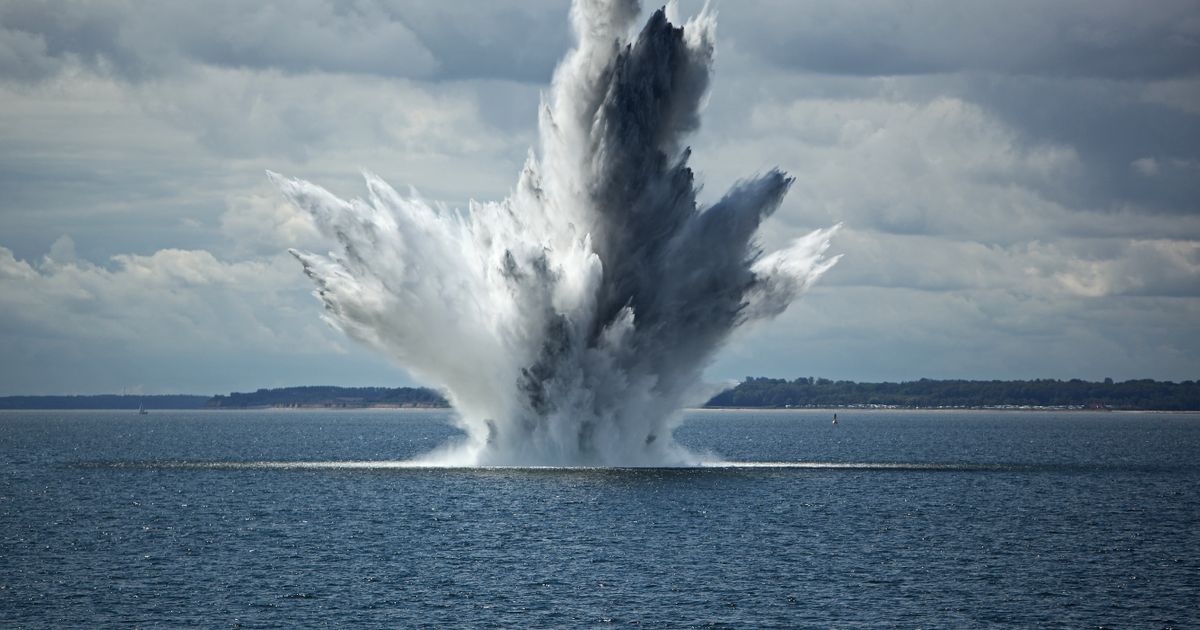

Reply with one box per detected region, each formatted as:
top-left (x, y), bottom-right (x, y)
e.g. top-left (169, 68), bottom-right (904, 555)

top-left (1, 409), bottom-right (1197, 628)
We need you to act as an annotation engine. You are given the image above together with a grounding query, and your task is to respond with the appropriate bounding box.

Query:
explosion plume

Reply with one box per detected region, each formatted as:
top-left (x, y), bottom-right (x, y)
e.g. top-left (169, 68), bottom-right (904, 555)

top-left (271, 0), bottom-right (840, 465)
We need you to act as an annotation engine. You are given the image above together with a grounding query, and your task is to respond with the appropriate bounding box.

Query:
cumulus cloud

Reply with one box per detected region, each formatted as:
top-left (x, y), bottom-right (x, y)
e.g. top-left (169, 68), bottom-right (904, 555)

top-left (0, 243), bottom-right (398, 393)
top-left (0, 244), bottom-right (314, 349)
top-left (0, 54), bottom-right (531, 267)
top-left (134, 66), bottom-right (509, 161)
top-left (697, 92), bottom-right (1083, 243)
top-left (220, 190), bottom-right (322, 256)
top-left (716, 283), bottom-right (1200, 383)
top-left (757, 227), bottom-right (1200, 301)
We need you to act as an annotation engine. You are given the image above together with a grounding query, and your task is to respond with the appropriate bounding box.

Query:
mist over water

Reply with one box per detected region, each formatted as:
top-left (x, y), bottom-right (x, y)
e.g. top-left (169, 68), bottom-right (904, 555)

top-left (271, 0), bottom-right (840, 466)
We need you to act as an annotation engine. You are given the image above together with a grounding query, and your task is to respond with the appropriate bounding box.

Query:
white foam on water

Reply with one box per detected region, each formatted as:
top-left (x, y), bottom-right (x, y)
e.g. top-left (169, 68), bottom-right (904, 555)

top-left (118, 460), bottom-right (990, 472)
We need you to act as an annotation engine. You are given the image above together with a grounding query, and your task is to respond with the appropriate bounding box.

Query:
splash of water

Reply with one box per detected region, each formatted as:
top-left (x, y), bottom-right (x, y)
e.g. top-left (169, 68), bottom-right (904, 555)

top-left (270, 0), bottom-right (841, 466)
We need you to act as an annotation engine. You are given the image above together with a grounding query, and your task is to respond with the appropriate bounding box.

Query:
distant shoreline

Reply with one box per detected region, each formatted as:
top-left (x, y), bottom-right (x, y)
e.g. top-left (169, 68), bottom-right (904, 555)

top-left (695, 406), bottom-right (1197, 414)
top-left (3, 405), bottom-right (1198, 414)
top-left (3, 377), bottom-right (1197, 412)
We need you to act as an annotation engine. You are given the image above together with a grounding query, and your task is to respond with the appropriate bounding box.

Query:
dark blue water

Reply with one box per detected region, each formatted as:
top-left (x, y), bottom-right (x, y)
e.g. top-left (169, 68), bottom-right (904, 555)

top-left (2, 409), bottom-right (1197, 628)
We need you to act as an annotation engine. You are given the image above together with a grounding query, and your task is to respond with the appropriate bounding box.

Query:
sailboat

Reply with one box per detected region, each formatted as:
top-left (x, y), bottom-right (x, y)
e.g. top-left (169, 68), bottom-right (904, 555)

top-left (832, 412), bottom-right (838, 425)
top-left (138, 403), bottom-right (148, 415)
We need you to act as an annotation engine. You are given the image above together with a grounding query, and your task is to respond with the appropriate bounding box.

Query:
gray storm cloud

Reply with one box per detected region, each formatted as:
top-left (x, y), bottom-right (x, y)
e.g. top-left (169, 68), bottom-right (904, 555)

top-left (271, 0), bottom-right (840, 465)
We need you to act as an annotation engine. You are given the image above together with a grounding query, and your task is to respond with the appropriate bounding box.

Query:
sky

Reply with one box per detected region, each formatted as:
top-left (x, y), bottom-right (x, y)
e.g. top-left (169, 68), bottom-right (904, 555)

top-left (0, 0), bottom-right (1198, 395)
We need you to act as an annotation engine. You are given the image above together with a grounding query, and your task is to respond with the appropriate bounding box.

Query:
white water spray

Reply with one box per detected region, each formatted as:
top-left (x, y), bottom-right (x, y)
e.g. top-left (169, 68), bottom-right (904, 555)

top-left (271, 0), bottom-right (841, 466)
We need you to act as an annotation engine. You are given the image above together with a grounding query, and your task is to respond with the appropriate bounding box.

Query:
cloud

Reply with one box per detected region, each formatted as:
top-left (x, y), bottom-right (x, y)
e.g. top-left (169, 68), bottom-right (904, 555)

top-left (133, 66), bottom-right (508, 161)
top-left (693, 1), bottom-right (1200, 221)
top-left (1142, 78), bottom-right (1200, 115)
top-left (0, 0), bottom-right (571, 84)
top-left (958, 75), bottom-right (1200, 215)
top-left (0, 0), bottom-right (436, 81)
top-left (386, 0), bottom-right (571, 82)
top-left (0, 0), bottom-right (1196, 392)
top-left (722, 0), bottom-right (1200, 80)
top-left (0, 231), bottom-right (435, 395)
top-left (0, 24), bottom-right (57, 81)
top-left (0, 59), bottom-right (533, 267)
top-left (220, 189), bottom-right (322, 256)
top-left (695, 92), bottom-right (1084, 242)
top-left (715, 284), bottom-right (1200, 383)
top-left (685, 58), bottom-right (1198, 384)
top-left (1040, 239), bottom-right (1200, 298)
top-left (764, 227), bottom-right (1200, 300)
top-left (0, 244), bottom-right (309, 348)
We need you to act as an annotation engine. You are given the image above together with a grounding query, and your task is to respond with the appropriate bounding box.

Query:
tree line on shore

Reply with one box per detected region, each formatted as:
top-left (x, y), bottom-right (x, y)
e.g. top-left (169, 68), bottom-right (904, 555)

top-left (206, 386), bottom-right (446, 408)
top-left (3, 378), bottom-right (1197, 410)
top-left (706, 377), bottom-right (1200, 410)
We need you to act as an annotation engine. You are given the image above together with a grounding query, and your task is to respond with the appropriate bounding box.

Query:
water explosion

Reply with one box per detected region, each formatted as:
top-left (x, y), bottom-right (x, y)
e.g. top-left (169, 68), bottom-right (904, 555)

top-left (270, 0), bottom-right (840, 466)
